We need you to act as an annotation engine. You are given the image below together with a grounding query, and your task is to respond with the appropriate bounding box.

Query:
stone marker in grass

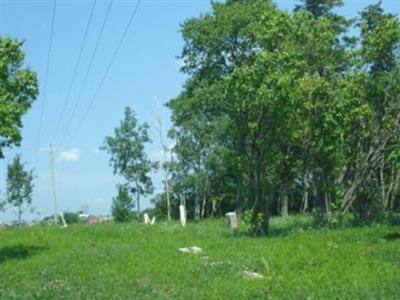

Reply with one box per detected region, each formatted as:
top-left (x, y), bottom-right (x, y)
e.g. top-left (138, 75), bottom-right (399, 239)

top-left (144, 213), bottom-right (151, 224)
top-left (241, 270), bottom-right (264, 279)
top-left (225, 212), bottom-right (238, 228)
top-left (144, 213), bottom-right (156, 225)
top-left (180, 205), bottom-right (187, 227)
top-left (178, 246), bottom-right (203, 254)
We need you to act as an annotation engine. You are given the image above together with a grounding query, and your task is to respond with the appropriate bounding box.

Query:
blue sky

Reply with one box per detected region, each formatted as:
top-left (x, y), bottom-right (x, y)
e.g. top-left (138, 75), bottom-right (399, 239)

top-left (0, 0), bottom-right (399, 221)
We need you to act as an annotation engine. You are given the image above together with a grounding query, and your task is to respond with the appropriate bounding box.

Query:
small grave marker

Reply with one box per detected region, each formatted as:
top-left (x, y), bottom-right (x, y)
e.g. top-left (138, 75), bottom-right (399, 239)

top-left (179, 205), bottom-right (187, 227)
top-left (144, 213), bottom-right (151, 224)
top-left (225, 212), bottom-right (238, 228)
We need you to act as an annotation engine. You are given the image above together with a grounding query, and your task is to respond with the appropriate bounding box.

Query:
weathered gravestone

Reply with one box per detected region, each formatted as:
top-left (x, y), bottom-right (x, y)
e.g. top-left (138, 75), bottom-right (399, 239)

top-left (144, 213), bottom-right (151, 224)
top-left (241, 270), bottom-right (265, 279)
top-left (179, 204), bottom-right (187, 227)
top-left (225, 212), bottom-right (238, 228)
top-left (178, 246), bottom-right (203, 254)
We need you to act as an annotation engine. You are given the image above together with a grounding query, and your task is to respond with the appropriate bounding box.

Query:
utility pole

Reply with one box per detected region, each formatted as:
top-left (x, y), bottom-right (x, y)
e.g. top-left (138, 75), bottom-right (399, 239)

top-left (49, 144), bottom-right (58, 224)
top-left (38, 145), bottom-right (66, 227)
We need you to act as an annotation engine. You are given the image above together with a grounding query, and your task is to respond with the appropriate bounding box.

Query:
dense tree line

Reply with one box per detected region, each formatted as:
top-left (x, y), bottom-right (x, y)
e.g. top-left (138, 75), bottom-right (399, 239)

top-left (151, 0), bottom-right (400, 234)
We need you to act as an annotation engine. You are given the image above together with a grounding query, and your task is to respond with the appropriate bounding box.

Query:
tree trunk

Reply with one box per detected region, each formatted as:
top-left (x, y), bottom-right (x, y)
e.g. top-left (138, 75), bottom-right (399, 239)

top-left (135, 182), bottom-right (141, 217)
top-left (137, 196), bottom-right (141, 217)
top-left (18, 204), bottom-right (22, 225)
top-left (389, 169), bottom-right (400, 210)
top-left (235, 175), bottom-right (241, 216)
top-left (211, 198), bottom-right (217, 218)
top-left (194, 184), bottom-right (200, 220)
top-left (251, 167), bottom-right (269, 235)
top-left (165, 178), bottom-right (171, 222)
top-left (236, 126), bottom-right (246, 216)
top-left (380, 161), bottom-right (386, 209)
top-left (301, 174), bottom-right (309, 214)
top-left (201, 195), bottom-right (206, 219)
top-left (302, 190), bottom-right (309, 214)
top-left (324, 192), bottom-right (331, 216)
top-left (341, 115), bottom-right (400, 213)
top-left (281, 194), bottom-right (289, 218)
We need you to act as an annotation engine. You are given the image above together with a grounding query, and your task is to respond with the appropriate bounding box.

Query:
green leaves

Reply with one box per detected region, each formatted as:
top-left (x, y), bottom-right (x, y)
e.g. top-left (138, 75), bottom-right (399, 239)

top-left (111, 185), bottom-right (135, 223)
top-left (166, 0), bottom-right (400, 230)
top-left (0, 38), bottom-right (38, 158)
top-left (5, 155), bottom-right (35, 223)
top-left (101, 107), bottom-right (155, 215)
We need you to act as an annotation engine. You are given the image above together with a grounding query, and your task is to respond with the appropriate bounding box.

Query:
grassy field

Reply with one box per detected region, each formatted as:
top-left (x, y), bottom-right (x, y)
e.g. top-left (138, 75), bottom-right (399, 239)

top-left (0, 217), bottom-right (399, 299)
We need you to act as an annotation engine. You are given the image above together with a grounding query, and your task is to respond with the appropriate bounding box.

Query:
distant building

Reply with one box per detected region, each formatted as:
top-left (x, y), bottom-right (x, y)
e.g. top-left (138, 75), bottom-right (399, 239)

top-left (78, 213), bottom-right (89, 222)
top-left (78, 213), bottom-right (99, 224)
top-left (87, 215), bottom-right (97, 224)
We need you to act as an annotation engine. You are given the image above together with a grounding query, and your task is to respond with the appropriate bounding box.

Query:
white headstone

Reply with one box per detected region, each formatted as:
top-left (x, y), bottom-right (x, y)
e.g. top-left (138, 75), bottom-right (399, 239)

top-left (150, 216), bottom-right (156, 225)
top-left (144, 213), bottom-right (151, 224)
top-left (225, 212), bottom-right (238, 228)
top-left (178, 246), bottom-right (203, 254)
top-left (59, 212), bottom-right (68, 228)
top-left (179, 205), bottom-right (187, 227)
top-left (241, 270), bottom-right (264, 279)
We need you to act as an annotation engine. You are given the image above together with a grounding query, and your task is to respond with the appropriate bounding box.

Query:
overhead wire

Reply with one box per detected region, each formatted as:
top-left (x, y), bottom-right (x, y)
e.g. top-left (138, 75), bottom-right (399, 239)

top-left (59, 0), bottom-right (114, 145)
top-left (50, 0), bottom-right (97, 143)
top-left (66, 0), bottom-right (142, 146)
top-left (35, 0), bottom-right (57, 153)
top-left (0, 0), bottom-right (3, 36)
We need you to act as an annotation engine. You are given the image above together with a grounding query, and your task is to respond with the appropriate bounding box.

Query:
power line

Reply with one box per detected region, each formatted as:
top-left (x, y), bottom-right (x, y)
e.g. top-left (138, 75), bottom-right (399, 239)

top-left (67, 0), bottom-right (142, 146)
top-left (0, 0), bottom-right (3, 35)
top-left (51, 0), bottom-right (97, 143)
top-left (35, 0), bottom-right (57, 153)
top-left (59, 0), bottom-right (114, 145)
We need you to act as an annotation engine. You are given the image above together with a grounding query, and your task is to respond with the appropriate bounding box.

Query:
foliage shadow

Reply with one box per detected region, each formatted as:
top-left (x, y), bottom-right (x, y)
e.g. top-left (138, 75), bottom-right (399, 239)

top-left (0, 244), bottom-right (47, 264)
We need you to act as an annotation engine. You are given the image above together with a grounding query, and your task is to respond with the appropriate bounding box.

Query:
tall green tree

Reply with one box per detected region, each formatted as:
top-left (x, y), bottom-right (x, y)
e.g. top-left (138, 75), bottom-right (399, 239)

top-left (111, 184), bottom-right (135, 223)
top-left (294, 0), bottom-right (343, 19)
top-left (0, 38), bottom-right (39, 158)
top-left (5, 155), bottom-right (34, 224)
top-left (101, 107), bottom-right (155, 216)
top-left (169, 0), bottom-right (277, 222)
top-left (169, 0), bottom-right (353, 233)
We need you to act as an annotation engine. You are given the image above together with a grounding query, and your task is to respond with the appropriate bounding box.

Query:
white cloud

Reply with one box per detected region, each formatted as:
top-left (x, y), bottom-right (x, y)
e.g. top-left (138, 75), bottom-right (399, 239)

top-left (57, 148), bottom-right (81, 162)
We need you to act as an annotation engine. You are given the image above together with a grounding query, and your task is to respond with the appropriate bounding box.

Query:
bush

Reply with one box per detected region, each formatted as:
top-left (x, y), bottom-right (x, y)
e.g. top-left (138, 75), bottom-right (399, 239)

top-left (241, 209), bottom-right (269, 235)
top-left (312, 208), bottom-right (353, 229)
top-left (112, 185), bottom-right (135, 223)
top-left (63, 212), bottom-right (79, 225)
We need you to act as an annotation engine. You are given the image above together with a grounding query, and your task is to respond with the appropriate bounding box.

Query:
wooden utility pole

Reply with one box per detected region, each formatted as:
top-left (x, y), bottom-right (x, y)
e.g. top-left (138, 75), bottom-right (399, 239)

top-left (49, 144), bottom-right (58, 224)
top-left (38, 145), bottom-right (67, 227)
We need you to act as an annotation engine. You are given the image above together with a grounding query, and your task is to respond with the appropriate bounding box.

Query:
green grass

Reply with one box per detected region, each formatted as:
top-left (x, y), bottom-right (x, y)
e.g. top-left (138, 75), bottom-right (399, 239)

top-left (0, 217), bottom-right (399, 299)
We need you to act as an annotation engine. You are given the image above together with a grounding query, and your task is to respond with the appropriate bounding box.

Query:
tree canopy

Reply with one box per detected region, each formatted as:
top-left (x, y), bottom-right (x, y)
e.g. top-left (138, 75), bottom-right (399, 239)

top-left (0, 38), bottom-right (39, 158)
top-left (5, 155), bottom-right (35, 224)
top-left (149, 0), bottom-right (400, 234)
top-left (101, 107), bottom-right (156, 216)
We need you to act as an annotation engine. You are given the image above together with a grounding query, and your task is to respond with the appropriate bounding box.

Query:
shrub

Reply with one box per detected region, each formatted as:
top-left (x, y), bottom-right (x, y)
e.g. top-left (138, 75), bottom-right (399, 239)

top-left (112, 185), bottom-right (135, 223)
